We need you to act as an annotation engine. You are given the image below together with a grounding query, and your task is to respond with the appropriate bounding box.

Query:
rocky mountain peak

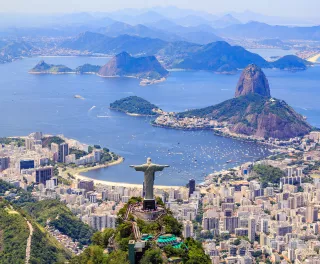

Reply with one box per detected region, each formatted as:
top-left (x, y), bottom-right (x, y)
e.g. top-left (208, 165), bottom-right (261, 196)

top-left (235, 64), bottom-right (271, 98)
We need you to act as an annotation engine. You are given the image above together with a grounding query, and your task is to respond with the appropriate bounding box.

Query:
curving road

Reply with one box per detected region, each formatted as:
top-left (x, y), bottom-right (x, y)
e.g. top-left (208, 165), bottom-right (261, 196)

top-left (25, 218), bottom-right (33, 264)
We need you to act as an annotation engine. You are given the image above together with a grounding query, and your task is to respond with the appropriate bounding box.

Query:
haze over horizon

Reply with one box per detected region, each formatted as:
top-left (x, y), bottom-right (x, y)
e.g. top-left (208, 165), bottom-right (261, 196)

top-left (1, 0), bottom-right (320, 19)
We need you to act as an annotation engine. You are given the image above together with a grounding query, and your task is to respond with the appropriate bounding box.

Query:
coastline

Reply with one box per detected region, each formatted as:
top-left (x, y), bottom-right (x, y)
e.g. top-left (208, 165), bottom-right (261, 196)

top-left (29, 71), bottom-right (97, 75)
top-left (152, 121), bottom-right (289, 149)
top-left (140, 77), bottom-right (167, 86)
top-left (307, 53), bottom-right (320, 63)
top-left (109, 107), bottom-right (158, 117)
top-left (97, 74), bottom-right (167, 86)
top-left (67, 156), bottom-right (182, 189)
top-left (29, 70), bottom-right (167, 86)
top-left (29, 71), bottom-right (76, 75)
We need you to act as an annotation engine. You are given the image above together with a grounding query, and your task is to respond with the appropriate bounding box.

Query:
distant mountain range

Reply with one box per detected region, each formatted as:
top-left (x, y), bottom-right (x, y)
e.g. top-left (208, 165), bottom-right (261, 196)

top-left (61, 33), bottom-right (311, 72)
top-left (0, 41), bottom-right (33, 63)
top-left (216, 21), bottom-right (320, 40)
top-left (0, 7), bottom-right (319, 43)
top-left (96, 21), bottom-right (223, 44)
top-left (61, 32), bottom-right (167, 55)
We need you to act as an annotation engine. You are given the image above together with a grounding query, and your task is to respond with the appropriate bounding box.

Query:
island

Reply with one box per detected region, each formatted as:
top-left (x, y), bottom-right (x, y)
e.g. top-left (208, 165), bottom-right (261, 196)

top-left (29, 60), bottom-right (73, 74)
top-left (271, 55), bottom-right (312, 70)
top-left (29, 53), bottom-right (169, 85)
top-left (153, 64), bottom-right (312, 141)
top-left (110, 96), bottom-right (161, 116)
top-left (97, 52), bottom-right (169, 85)
top-left (29, 60), bottom-right (101, 74)
top-left (75, 63), bottom-right (101, 74)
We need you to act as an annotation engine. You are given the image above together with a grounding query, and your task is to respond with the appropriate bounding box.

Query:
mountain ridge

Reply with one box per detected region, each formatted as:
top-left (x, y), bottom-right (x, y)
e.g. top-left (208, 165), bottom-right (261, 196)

top-left (98, 52), bottom-right (169, 83)
top-left (60, 32), bottom-right (311, 72)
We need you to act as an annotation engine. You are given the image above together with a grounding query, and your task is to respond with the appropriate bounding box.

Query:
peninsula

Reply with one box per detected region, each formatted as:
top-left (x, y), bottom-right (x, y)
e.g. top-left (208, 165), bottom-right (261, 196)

top-left (110, 96), bottom-right (162, 116)
top-left (153, 64), bottom-right (312, 140)
top-left (111, 65), bottom-right (312, 141)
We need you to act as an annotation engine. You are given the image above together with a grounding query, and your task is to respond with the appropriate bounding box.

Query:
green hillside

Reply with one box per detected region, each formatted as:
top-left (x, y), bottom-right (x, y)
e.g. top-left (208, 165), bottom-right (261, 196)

top-left (23, 199), bottom-right (94, 245)
top-left (0, 202), bottom-right (29, 264)
top-left (110, 96), bottom-right (160, 116)
top-left (178, 94), bottom-right (311, 139)
top-left (0, 200), bottom-right (71, 264)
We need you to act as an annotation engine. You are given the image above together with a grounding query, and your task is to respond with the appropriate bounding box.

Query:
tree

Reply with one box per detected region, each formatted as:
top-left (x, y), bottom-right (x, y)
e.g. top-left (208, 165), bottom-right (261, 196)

top-left (140, 248), bottom-right (163, 264)
top-left (102, 228), bottom-right (115, 248)
top-left (92, 232), bottom-right (104, 247)
top-left (162, 215), bottom-right (182, 236)
top-left (155, 196), bottom-right (164, 207)
top-left (252, 250), bottom-right (262, 258)
top-left (70, 246), bottom-right (107, 264)
top-left (163, 245), bottom-right (187, 260)
top-left (106, 250), bottom-right (129, 264)
top-left (184, 238), bottom-right (211, 264)
top-left (233, 238), bottom-right (241, 245)
top-left (88, 146), bottom-right (93, 153)
top-left (250, 164), bottom-right (285, 187)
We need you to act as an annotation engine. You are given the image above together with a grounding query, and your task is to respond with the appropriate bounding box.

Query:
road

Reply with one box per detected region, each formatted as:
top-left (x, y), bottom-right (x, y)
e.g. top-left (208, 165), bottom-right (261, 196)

top-left (25, 218), bottom-right (34, 264)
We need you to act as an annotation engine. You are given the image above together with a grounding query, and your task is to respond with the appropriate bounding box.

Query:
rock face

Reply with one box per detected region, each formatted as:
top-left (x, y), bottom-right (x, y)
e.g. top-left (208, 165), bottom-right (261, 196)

top-left (178, 64), bottom-right (312, 140)
top-left (235, 64), bottom-right (271, 98)
top-left (98, 52), bottom-right (169, 80)
top-left (31, 60), bottom-right (51, 71)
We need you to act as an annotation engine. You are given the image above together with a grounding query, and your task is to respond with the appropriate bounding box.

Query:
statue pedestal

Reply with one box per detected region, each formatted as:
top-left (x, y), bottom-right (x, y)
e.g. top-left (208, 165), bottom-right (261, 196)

top-left (143, 199), bottom-right (156, 210)
top-left (132, 204), bottom-right (165, 222)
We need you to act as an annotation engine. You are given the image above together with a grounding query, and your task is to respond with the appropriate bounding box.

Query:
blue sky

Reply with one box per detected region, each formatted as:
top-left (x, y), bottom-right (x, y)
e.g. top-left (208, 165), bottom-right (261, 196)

top-left (2, 0), bottom-right (319, 18)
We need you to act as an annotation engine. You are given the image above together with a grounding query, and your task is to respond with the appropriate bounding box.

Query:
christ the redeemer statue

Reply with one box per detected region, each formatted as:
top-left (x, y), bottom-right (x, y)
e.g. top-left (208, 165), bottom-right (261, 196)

top-left (130, 158), bottom-right (169, 210)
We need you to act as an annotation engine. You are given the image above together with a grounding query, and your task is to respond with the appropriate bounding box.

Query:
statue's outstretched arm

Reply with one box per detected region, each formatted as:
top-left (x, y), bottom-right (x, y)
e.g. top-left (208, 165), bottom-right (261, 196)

top-left (155, 165), bottom-right (170, 171)
top-left (130, 165), bottom-right (146, 172)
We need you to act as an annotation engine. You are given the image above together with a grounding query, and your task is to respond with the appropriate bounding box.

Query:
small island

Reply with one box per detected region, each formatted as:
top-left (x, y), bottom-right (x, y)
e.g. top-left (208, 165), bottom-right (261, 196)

top-left (29, 53), bottom-right (169, 85)
top-left (110, 96), bottom-right (162, 116)
top-left (29, 60), bottom-right (101, 74)
top-left (29, 60), bottom-right (73, 74)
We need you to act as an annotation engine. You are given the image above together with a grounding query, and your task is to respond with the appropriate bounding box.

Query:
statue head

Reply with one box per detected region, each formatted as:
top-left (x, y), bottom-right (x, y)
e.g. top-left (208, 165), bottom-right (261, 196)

top-left (147, 157), bottom-right (152, 164)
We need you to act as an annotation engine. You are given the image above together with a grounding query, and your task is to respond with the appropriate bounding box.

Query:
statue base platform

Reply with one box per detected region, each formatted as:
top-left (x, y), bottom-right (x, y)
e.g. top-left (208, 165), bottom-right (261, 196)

top-left (132, 206), bottom-right (165, 222)
top-left (143, 199), bottom-right (156, 210)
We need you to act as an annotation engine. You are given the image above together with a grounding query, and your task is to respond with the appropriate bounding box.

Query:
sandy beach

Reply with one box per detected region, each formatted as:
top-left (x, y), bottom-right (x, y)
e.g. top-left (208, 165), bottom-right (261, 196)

top-left (307, 53), bottom-right (320, 63)
top-left (65, 156), bottom-right (183, 190)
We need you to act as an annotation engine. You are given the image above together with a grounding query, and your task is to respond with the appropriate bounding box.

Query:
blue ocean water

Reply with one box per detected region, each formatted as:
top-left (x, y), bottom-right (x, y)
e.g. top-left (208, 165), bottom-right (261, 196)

top-left (0, 56), bottom-right (319, 185)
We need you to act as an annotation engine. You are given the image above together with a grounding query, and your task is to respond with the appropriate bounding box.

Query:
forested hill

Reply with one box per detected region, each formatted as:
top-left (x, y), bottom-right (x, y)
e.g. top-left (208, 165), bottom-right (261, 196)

top-left (110, 96), bottom-right (160, 116)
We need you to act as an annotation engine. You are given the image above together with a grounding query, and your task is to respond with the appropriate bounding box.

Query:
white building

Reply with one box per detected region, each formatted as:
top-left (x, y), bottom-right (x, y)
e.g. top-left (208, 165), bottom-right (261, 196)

top-left (183, 220), bottom-right (194, 238)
